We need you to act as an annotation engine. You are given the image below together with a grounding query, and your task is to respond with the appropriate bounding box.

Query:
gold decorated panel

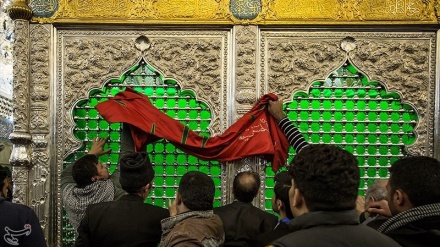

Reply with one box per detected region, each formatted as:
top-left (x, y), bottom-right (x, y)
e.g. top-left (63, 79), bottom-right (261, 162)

top-left (46, 0), bottom-right (230, 23)
top-left (33, 0), bottom-right (439, 24)
top-left (261, 0), bottom-right (436, 23)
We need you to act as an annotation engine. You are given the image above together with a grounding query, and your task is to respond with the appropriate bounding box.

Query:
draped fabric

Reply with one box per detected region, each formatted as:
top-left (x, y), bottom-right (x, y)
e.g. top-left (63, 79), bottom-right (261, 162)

top-left (96, 88), bottom-right (289, 171)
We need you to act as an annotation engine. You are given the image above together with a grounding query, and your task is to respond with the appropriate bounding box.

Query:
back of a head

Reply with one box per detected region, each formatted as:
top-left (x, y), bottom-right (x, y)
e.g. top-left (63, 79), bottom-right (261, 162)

top-left (389, 156), bottom-right (440, 207)
top-left (289, 144), bottom-right (359, 211)
top-left (233, 171), bottom-right (260, 203)
top-left (274, 171), bottom-right (293, 219)
top-left (72, 154), bottom-right (99, 188)
top-left (179, 171), bottom-right (215, 211)
top-left (119, 152), bottom-right (154, 193)
top-left (365, 179), bottom-right (388, 205)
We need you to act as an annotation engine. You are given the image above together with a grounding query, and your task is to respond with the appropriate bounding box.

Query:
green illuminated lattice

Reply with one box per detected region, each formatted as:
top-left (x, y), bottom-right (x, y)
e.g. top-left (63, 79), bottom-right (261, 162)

top-left (63, 58), bottom-right (220, 246)
top-left (264, 60), bottom-right (418, 212)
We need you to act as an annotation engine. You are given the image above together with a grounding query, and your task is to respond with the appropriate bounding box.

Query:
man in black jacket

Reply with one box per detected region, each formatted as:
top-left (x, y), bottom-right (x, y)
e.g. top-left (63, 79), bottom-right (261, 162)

top-left (75, 152), bottom-right (169, 247)
top-left (214, 171), bottom-right (278, 247)
top-left (0, 195), bottom-right (46, 247)
top-left (257, 171), bottom-right (293, 247)
top-left (271, 144), bottom-right (400, 247)
top-left (367, 156), bottom-right (440, 247)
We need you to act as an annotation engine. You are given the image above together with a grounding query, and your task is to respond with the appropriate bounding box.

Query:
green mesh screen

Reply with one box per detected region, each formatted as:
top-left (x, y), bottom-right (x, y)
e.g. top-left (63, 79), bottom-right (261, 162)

top-left (62, 59), bottom-right (221, 246)
top-left (264, 61), bottom-right (418, 211)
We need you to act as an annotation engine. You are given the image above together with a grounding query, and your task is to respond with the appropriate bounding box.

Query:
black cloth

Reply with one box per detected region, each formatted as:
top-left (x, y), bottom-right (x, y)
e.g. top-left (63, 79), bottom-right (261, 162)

top-left (75, 194), bottom-right (169, 247)
top-left (376, 203), bottom-right (440, 247)
top-left (272, 210), bottom-right (401, 247)
top-left (380, 216), bottom-right (440, 247)
top-left (365, 215), bottom-right (389, 230)
top-left (256, 221), bottom-right (291, 247)
top-left (383, 216), bottom-right (440, 247)
top-left (214, 200), bottom-right (278, 247)
top-left (0, 196), bottom-right (46, 247)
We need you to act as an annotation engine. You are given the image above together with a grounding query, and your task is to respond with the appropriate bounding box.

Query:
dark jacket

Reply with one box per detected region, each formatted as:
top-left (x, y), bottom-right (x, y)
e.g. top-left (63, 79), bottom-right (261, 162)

top-left (0, 196), bottom-right (46, 247)
top-left (272, 210), bottom-right (401, 247)
top-left (214, 201), bottom-right (278, 247)
top-left (75, 194), bottom-right (169, 247)
top-left (160, 210), bottom-right (224, 247)
top-left (257, 221), bottom-right (291, 247)
top-left (383, 216), bottom-right (440, 247)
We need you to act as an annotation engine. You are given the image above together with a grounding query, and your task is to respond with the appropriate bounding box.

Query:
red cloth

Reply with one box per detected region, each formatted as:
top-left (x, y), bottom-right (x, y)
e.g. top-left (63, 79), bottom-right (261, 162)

top-left (96, 88), bottom-right (289, 171)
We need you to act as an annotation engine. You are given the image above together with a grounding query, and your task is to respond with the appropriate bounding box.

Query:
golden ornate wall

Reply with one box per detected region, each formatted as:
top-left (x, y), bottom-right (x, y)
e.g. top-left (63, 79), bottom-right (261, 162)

top-left (28, 0), bottom-right (440, 25)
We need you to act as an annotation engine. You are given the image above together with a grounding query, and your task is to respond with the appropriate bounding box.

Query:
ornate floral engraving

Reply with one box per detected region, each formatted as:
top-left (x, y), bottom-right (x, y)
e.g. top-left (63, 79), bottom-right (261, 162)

top-left (262, 33), bottom-right (344, 100)
top-left (236, 88), bottom-right (257, 104)
top-left (235, 26), bottom-right (257, 89)
top-left (435, 0), bottom-right (440, 22)
top-left (10, 20), bottom-right (32, 208)
top-left (234, 26), bottom-right (258, 121)
top-left (30, 24), bottom-right (50, 133)
top-left (147, 36), bottom-right (226, 133)
top-left (350, 36), bottom-right (435, 156)
top-left (11, 165), bottom-right (29, 205)
top-left (29, 149), bottom-right (50, 229)
top-left (336, 0), bottom-right (363, 20)
top-left (12, 21), bottom-right (30, 132)
top-left (28, 24), bottom-right (52, 235)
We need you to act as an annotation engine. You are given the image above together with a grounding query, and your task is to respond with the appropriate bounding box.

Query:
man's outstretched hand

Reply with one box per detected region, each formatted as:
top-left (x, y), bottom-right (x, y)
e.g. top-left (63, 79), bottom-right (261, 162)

top-left (88, 137), bottom-right (111, 156)
top-left (268, 99), bottom-right (286, 122)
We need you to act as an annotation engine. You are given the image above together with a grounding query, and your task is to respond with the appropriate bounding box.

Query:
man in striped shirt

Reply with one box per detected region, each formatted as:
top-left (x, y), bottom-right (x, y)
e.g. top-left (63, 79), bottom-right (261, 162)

top-left (268, 99), bottom-right (309, 153)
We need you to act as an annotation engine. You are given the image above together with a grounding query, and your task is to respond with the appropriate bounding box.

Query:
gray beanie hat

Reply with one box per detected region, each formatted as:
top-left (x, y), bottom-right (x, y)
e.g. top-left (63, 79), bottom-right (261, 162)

top-left (119, 153), bottom-right (154, 192)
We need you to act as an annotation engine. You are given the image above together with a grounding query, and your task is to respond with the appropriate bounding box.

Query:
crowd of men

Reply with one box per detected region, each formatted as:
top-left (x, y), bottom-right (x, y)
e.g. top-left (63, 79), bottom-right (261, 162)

top-left (1, 99), bottom-right (440, 247)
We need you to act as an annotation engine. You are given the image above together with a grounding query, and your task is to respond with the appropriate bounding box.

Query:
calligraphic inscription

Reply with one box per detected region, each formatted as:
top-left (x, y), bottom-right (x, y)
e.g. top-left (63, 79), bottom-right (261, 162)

top-left (154, 0), bottom-right (218, 18)
top-left (230, 0), bottom-right (262, 20)
top-left (269, 0), bottom-right (339, 20)
top-left (360, 0), bottom-right (433, 20)
top-left (54, 0), bottom-right (221, 19)
top-left (76, 0), bottom-right (129, 17)
top-left (29, 0), bottom-right (58, 18)
top-left (239, 119), bottom-right (269, 142)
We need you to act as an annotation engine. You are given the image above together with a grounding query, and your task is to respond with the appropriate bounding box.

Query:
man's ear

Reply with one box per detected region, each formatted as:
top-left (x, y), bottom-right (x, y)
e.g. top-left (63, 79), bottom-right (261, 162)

top-left (146, 183), bottom-right (151, 189)
top-left (394, 189), bottom-right (412, 209)
top-left (292, 188), bottom-right (303, 208)
top-left (393, 189), bottom-right (403, 206)
top-left (176, 192), bottom-right (182, 205)
top-left (276, 198), bottom-right (283, 210)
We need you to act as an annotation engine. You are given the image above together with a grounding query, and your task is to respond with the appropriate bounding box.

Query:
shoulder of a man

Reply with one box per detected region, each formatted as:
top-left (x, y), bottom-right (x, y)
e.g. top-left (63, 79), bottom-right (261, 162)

top-left (0, 201), bottom-right (47, 247)
top-left (272, 224), bottom-right (401, 247)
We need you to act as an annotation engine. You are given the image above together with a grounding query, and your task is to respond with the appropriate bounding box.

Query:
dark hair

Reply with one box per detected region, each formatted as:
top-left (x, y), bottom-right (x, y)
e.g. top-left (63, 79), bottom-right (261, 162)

top-left (289, 144), bottom-right (359, 211)
top-left (274, 171), bottom-right (293, 219)
top-left (178, 171), bottom-right (215, 211)
top-left (233, 171), bottom-right (260, 203)
top-left (72, 154), bottom-right (99, 188)
top-left (389, 156), bottom-right (440, 207)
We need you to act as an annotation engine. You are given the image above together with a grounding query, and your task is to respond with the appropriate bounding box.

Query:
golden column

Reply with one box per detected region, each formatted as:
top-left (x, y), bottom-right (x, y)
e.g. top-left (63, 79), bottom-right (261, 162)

top-left (7, 0), bottom-right (33, 205)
